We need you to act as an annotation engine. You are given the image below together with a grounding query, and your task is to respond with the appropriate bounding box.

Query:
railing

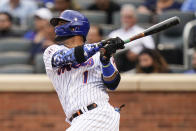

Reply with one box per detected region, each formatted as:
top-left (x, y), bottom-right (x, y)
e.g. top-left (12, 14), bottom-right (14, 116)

top-left (183, 20), bottom-right (196, 69)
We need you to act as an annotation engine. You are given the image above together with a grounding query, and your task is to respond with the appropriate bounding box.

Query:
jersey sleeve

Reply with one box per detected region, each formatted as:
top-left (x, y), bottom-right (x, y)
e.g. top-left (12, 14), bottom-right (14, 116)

top-left (43, 44), bottom-right (60, 71)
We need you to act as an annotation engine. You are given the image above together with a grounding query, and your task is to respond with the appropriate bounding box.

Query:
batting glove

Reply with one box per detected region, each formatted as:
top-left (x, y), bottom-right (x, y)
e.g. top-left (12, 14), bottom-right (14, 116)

top-left (100, 37), bottom-right (125, 65)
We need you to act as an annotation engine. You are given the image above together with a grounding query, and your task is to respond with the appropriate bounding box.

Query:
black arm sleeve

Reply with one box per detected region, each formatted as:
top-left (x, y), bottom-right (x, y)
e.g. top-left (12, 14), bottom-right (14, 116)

top-left (74, 45), bottom-right (86, 63)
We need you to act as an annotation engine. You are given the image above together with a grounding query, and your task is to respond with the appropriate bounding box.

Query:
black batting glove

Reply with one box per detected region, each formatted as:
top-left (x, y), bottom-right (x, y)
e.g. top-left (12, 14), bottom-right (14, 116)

top-left (100, 37), bottom-right (125, 65)
top-left (100, 44), bottom-right (116, 65)
top-left (101, 37), bottom-right (125, 50)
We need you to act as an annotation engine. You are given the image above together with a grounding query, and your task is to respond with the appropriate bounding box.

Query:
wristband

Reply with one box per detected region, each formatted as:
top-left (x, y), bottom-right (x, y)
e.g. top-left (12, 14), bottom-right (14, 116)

top-left (102, 62), bottom-right (115, 77)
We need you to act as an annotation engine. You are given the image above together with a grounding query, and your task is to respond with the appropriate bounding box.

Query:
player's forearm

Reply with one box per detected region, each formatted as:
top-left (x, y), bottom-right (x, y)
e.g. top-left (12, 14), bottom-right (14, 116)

top-left (52, 43), bottom-right (103, 68)
top-left (102, 62), bottom-right (121, 90)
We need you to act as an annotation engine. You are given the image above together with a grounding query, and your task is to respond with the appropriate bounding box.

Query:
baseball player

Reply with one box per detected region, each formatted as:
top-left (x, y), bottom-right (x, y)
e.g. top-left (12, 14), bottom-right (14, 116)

top-left (43, 10), bottom-right (125, 131)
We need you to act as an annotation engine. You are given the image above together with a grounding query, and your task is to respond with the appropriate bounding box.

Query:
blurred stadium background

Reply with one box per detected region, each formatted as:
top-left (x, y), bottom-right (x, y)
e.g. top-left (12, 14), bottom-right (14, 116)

top-left (0, 0), bottom-right (196, 130)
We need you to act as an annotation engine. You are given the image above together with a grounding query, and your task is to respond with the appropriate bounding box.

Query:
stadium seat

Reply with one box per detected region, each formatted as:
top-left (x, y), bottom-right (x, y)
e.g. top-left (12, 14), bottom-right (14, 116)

top-left (74, 0), bottom-right (94, 9)
top-left (115, 0), bottom-right (144, 7)
top-left (11, 26), bottom-right (27, 36)
top-left (0, 38), bottom-right (32, 52)
top-left (0, 64), bottom-right (34, 74)
top-left (99, 24), bottom-right (118, 37)
top-left (26, 14), bottom-right (35, 30)
top-left (81, 11), bottom-right (107, 24)
top-left (0, 52), bottom-right (30, 66)
top-left (156, 11), bottom-right (195, 66)
top-left (112, 12), bottom-right (121, 27)
top-left (137, 13), bottom-right (153, 23)
top-left (12, 16), bottom-right (21, 26)
top-left (34, 54), bottom-right (45, 73)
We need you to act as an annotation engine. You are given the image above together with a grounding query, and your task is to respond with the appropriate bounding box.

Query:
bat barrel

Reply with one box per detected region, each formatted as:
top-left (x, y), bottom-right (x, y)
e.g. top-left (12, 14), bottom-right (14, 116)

top-left (123, 16), bottom-right (181, 44)
top-left (144, 16), bottom-right (180, 36)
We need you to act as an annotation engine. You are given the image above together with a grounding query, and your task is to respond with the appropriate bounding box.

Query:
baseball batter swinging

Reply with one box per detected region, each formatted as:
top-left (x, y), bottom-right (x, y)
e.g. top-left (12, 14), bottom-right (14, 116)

top-left (43, 10), bottom-right (125, 131)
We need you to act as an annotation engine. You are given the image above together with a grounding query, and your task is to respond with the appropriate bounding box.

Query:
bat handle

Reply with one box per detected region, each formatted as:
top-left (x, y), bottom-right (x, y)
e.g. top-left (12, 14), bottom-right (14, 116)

top-left (124, 39), bottom-right (130, 44)
top-left (123, 33), bottom-right (145, 44)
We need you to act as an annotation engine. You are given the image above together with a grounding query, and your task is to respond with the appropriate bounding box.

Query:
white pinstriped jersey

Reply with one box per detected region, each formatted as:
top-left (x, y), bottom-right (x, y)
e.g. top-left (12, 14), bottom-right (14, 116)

top-left (43, 44), bottom-right (110, 120)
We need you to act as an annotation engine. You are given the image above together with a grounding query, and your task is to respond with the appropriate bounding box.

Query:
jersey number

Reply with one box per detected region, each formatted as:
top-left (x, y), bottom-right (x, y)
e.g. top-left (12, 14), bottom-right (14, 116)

top-left (83, 71), bottom-right (88, 84)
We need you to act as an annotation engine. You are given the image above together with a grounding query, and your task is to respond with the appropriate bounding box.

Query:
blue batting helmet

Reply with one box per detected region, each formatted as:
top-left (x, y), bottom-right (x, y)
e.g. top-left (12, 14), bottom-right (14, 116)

top-left (50, 10), bottom-right (90, 42)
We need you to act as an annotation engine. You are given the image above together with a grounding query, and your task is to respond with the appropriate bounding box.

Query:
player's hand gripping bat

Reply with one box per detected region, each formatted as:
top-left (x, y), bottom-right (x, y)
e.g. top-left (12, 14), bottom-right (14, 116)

top-left (100, 16), bottom-right (181, 55)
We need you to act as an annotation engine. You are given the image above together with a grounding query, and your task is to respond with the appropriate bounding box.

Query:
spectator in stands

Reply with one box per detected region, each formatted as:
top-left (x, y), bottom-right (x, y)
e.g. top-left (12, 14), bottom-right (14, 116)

top-left (138, 0), bottom-right (182, 14)
top-left (87, 25), bottom-right (103, 43)
top-left (184, 50), bottom-right (196, 74)
top-left (0, 0), bottom-right (37, 26)
top-left (181, 0), bottom-right (196, 12)
top-left (136, 49), bottom-right (170, 73)
top-left (0, 12), bottom-right (21, 38)
top-left (24, 8), bottom-right (54, 63)
top-left (109, 4), bottom-right (155, 72)
top-left (87, 0), bottom-right (120, 24)
top-left (39, 0), bottom-right (55, 9)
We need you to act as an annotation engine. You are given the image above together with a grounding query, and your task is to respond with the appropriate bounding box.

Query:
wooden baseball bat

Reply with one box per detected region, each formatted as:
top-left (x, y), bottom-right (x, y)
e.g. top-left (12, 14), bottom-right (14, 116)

top-left (123, 16), bottom-right (180, 44)
top-left (100, 16), bottom-right (180, 55)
